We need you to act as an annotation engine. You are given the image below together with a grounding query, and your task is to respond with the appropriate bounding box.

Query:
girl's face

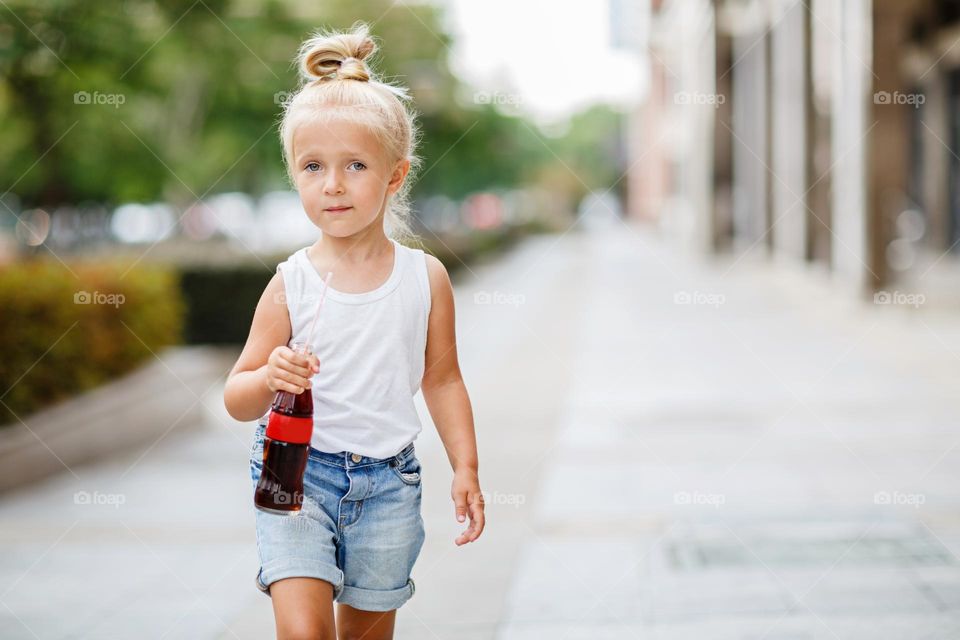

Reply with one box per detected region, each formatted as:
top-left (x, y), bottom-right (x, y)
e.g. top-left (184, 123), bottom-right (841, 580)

top-left (292, 119), bottom-right (408, 239)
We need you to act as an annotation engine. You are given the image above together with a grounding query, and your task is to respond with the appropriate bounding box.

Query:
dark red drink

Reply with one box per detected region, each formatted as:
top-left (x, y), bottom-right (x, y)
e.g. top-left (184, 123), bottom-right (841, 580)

top-left (255, 351), bottom-right (314, 515)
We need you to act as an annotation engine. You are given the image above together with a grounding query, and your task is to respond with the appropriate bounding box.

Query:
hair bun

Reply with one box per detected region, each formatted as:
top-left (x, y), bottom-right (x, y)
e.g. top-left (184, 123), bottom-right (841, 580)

top-left (298, 22), bottom-right (376, 83)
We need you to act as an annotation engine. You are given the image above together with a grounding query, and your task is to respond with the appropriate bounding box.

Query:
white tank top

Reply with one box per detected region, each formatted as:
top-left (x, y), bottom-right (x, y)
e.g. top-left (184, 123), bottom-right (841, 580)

top-left (265, 238), bottom-right (431, 459)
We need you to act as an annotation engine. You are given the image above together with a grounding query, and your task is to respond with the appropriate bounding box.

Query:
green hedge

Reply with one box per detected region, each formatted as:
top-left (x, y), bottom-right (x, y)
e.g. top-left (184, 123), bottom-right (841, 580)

top-left (179, 263), bottom-right (276, 346)
top-left (0, 259), bottom-right (184, 424)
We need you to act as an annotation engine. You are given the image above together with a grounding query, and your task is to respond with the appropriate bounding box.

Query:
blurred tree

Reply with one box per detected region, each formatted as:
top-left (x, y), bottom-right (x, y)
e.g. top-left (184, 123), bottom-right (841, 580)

top-left (0, 0), bottom-right (622, 218)
top-left (544, 104), bottom-right (628, 206)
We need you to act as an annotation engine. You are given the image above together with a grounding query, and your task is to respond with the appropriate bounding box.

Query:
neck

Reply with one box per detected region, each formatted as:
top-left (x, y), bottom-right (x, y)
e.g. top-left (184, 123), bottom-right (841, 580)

top-left (314, 223), bottom-right (392, 264)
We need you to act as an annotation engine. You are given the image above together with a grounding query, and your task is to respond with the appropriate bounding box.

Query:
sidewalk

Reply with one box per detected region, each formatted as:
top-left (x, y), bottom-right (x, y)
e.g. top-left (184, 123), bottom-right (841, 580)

top-left (479, 224), bottom-right (960, 638)
top-left (1, 223), bottom-right (958, 638)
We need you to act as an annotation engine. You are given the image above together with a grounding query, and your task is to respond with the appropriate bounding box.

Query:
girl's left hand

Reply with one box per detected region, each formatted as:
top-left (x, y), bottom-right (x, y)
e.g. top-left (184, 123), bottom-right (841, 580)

top-left (451, 469), bottom-right (485, 545)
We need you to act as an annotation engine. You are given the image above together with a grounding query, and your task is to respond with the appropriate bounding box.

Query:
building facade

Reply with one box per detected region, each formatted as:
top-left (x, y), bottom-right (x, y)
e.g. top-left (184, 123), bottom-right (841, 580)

top-left (629, 0), bottom-right (960, 299)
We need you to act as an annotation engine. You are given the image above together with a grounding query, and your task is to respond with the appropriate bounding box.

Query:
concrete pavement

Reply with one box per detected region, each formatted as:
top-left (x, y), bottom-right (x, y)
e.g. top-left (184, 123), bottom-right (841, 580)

top-left (1, 221), bottom-right (959, 638)
top-left (482, 224), bottom-right (960, 638)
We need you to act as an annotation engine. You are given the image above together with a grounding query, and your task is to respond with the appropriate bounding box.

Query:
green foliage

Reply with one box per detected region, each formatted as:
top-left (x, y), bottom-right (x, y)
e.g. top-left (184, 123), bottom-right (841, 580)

top-left (0, 258), bottom-right (184, 424)
top-left (0, 0), bottom-right (625, 216)
top-left (549, 104), bottom-right (628, 203)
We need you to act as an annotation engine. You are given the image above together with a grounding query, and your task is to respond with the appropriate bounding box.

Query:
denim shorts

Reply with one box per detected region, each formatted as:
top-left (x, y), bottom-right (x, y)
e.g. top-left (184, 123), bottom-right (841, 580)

top-left (249, 421), bottom-right (425, 612)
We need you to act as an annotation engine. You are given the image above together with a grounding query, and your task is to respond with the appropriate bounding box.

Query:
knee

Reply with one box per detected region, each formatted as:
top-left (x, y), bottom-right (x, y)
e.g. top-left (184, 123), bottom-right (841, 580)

top-left (338, 631), bottom-right (383, 640)
top-left (337, 620), bottom-right (396, 640)
top-left (276, 621), bottom-right (336, 640)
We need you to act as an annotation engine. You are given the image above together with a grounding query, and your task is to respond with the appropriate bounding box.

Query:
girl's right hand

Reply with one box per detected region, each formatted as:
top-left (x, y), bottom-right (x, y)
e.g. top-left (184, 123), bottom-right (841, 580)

top-left (265, 346), bottom-right (320, 394)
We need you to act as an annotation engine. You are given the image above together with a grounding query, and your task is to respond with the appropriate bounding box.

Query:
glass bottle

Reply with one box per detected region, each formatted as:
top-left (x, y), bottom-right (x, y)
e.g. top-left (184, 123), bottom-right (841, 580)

top-left (254, 341), bottom-right (314, 515)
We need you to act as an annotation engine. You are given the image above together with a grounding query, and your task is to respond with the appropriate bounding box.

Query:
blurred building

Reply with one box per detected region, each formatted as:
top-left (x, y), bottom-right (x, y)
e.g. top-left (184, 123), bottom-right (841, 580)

top-left (629, 0), bottom-right (960, 298)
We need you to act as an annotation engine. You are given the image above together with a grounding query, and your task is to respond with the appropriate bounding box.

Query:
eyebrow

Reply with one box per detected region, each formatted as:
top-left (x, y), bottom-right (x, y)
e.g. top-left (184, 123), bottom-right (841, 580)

top-left (295, 149), bottom-right (368, 162)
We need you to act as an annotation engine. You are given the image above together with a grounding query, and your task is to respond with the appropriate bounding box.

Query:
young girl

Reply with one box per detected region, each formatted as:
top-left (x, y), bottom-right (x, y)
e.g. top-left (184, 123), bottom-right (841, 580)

top-left (223, 23), bottom-right (485, 640)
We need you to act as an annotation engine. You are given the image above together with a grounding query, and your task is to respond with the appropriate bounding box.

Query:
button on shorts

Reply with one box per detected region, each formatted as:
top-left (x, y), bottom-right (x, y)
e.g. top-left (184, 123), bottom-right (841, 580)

top-left (249, 421), bottom-right (425, 612)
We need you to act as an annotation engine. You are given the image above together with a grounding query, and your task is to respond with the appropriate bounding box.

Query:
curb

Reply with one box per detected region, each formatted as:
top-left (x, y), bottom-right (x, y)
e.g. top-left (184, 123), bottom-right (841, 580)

top-left (0, 346), bottom-right (238, 494)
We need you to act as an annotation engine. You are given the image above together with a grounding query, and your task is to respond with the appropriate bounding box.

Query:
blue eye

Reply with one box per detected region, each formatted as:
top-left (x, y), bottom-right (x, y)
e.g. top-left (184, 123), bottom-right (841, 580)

top-left (305, 162), bottom-right (320, 172)
top-left (348, 161), bottom-right (366, 171)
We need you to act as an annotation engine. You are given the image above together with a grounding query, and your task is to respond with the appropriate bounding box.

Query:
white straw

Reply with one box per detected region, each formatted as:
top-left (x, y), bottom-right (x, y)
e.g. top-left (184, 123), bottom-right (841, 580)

top-left (302, 271), bottom-right (333, 354)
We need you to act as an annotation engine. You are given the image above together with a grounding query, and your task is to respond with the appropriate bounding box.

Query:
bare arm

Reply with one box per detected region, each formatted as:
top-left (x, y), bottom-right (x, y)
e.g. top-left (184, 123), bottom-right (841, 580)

top-left (421, 254), bottom-right (484, 544)
top-left (223, 272), bottom-right (318, 422)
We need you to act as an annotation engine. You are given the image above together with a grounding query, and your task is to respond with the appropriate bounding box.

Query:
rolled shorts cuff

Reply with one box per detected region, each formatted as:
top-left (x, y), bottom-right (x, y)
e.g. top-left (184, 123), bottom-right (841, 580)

top-left (336, 578), bottom-right (416, 612)
top-left (256, 557), bottom-right (344, 599)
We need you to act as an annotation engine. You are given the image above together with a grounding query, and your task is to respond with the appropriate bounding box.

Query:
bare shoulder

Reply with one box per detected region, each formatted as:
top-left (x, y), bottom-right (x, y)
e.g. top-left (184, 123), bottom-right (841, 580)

top-left (423, 252), bottom-right (450, 291)
top-left (424, 253), bottom-right (453, 299)
top-left (257, 271), bottom-right (288, 321)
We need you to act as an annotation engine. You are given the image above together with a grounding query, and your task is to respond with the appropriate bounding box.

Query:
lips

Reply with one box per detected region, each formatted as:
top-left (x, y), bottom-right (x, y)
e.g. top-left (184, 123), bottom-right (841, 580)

top-left (325, 206), bottom-right (352, 213)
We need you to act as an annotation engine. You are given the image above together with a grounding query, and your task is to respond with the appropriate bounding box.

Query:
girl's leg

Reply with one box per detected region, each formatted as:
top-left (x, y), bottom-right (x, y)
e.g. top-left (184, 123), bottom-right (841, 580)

top-left (269, 577), bottom-right (337, 640)
top-left (335, 603), bottom-right (397, 640)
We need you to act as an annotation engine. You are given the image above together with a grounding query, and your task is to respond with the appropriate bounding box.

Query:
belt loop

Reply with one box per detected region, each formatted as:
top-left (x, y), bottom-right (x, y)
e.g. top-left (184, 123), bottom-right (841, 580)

top-left (391, 443), bottom-right (413, 467)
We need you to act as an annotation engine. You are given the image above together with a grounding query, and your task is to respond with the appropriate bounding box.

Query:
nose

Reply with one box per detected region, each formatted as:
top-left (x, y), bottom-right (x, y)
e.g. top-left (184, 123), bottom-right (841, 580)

top-left (323, 169), bottom-right (344, 195)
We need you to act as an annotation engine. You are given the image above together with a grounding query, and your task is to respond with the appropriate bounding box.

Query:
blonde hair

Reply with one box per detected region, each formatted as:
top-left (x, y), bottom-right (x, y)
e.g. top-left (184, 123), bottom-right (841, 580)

top-left (279, 22), bottom-right (422, 242)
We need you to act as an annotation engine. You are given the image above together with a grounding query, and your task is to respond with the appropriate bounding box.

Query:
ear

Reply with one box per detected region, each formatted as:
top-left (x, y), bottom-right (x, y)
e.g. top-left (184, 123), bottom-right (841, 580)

top-left (386, 158), bottom-right (410, 196)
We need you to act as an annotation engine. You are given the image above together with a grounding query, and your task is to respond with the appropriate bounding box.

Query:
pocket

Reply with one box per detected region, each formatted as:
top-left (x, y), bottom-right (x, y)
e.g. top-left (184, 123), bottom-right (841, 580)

top-left (391, 455), bottom-right (422, 486)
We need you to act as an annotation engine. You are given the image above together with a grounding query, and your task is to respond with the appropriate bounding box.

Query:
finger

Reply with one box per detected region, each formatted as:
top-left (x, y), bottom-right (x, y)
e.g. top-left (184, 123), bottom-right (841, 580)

top-left (455, 521), bottom-right (474, 544)
top-left (282, 369), bottom-right (313, 388)
top-left (268, 371), bottom-right (302, 394)
top-left (280, 355), bottom-right (314, 379)
top-left (307, 354), bottom-right (320, 372)
top-left (282, 348), bottom-right (316, 372)
top-left (290, 351), bottom-right (312, 368)
top-left (469, 502), bottom-right (485, 540)
top-left (461, 495), bottom-right (484, 542)
top-left (275, 371), bottom-right (311, 393)
top-left (274, 381), bottom-right (304, 394)
top-left (453, 492), bottom-right (468, 523)
top-left (455, 518), bottom-right (478, 545)
top-left (454, 507), bottom-right (483, 544)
